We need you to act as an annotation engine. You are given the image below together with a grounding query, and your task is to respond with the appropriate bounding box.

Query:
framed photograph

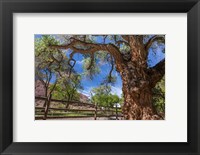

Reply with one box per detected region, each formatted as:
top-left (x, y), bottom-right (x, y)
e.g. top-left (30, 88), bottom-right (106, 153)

top-left (0, 0), bottom-right (200, 154)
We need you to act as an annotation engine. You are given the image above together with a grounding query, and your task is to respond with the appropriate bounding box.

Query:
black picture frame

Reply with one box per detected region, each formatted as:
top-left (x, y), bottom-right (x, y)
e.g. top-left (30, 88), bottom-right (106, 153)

top-left (0, 0), bottom-right (200, 154)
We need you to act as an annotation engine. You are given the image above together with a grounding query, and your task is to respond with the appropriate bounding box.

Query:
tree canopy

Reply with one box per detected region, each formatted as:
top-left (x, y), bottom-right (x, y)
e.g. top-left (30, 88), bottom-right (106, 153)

top-left (91, 85), bottom-right (120, 107)
top-left (35, 34), bottom-right (165, 120)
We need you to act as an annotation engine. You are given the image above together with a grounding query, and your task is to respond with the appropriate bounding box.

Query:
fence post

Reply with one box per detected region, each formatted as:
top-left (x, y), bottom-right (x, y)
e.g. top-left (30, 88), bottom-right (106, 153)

top-left (65, 102), bottom-right (70, 112)
top-left (116, 106), bottom-right (118, 120)
top-left (43, 94), bottom-right (52, 120)
top-left (94, 103), bottom-right (97, 120)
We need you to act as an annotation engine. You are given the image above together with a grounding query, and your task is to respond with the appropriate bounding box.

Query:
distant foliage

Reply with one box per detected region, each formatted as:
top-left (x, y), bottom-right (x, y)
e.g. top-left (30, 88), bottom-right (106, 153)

top-left (35, 35), bottom-right (82, 99)
top-left (152, 77), bottom-right (165, 114)
top-left (51, 74), bottom-right (83, 101)
top-left (91, 85), bottom-right (121, 107)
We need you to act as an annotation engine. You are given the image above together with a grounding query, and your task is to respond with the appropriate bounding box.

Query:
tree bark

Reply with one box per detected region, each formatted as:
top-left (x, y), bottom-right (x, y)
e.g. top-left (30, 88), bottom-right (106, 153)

top-left (43, 88), bottom-right (48, 107)
top-left (120, 63), bottom-right (160, 120)
top-left (43, 94), bottom-right (52, 120)
top-left (118, 36), bottom-right (164, 120)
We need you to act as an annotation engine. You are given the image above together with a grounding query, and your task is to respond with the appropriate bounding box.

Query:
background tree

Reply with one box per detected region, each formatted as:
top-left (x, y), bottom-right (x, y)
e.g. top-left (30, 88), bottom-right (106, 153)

top-left (50, 35), bottom-right (165, 120)
top-left (52, 74), bottom-right (83, 108)
top-left (35, 35), bottom-right (69, 107)
top-left (91, 85), bottom-right (120, 108)
top-left (152, 76), bottom-right (165, 118)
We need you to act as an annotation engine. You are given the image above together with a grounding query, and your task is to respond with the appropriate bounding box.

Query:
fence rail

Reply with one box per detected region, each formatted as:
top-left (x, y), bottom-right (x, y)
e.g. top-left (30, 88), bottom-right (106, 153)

top-left (35, 115), bottom-right (124, 120)
top-left (35, 96), bottom-right (96, 107)
top-left (35, 96), bottom-right (123, 120)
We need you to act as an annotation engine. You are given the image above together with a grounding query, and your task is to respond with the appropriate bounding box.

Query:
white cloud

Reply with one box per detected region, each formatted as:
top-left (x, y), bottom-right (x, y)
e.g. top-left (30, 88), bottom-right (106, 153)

top-left (78, 86), bottom-right (122, 99)
top-left (111, 86), bottom-right (122, 97)
top-left (76, 60), bottom-right (84, 65)
top-left (78, 87), bottom-right (92, 98)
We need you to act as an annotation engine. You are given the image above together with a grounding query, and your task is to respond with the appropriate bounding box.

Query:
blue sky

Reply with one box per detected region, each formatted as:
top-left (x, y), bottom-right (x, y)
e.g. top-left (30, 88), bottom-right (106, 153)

top-left (67, 51), bottom-right (123, 97)
top-left (35, 35), bottom-right (165, 98)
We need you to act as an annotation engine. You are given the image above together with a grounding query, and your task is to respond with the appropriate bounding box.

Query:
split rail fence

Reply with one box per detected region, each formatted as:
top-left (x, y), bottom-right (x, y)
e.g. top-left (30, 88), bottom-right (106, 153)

top-left (35, 96), bottom-right (123, 120)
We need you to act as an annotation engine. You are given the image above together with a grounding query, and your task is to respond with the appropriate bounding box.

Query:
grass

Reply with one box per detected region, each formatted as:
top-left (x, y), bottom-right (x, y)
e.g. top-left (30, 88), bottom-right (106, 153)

top-left (35, 107), bottom-right (122, 117)
top-left (35, 112), bottom-right (95, 117)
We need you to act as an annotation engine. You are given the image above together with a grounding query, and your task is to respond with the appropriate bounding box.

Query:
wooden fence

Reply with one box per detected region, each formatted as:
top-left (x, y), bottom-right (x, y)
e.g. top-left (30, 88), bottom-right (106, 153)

top-left (35, 96), bottom-right (123, 120)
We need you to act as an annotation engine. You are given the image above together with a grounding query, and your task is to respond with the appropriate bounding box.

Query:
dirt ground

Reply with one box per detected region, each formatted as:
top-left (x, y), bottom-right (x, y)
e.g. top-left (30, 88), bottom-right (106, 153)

top-left (37, 117), bottom-right (124, 120)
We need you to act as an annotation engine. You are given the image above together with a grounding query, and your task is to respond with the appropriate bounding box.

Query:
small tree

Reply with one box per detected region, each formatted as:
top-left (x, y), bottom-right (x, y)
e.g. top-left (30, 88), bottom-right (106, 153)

top-left (52, 74), bottom-right (83, 108)
top-left (35, 35), bottom-right (69, 104)
top-left (91, 85), bottom-right (120, 108)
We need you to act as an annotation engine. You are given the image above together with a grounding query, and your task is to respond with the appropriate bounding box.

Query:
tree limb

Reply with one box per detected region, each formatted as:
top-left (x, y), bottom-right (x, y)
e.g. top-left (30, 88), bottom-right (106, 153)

top-left (46, 70), bottom-right (52, 89)
top-left (68, 52), bottom-right (76, 68)
top-left (51, 53), bottom-right (63, 77)
top-left (148, 59), bottom-right (165, 88)
top-left (107, 56), bottom-right (114, 83)
top-left (50, 39), bottom-right (123, 71)
top-left (121, 35), bottom-right (129, 42)
top-left (49, 80), bottom-right (58, 96)
top-left (87, 53), bottom-right (94, 70)
top-left (145, 35), bottom-right (165, 51)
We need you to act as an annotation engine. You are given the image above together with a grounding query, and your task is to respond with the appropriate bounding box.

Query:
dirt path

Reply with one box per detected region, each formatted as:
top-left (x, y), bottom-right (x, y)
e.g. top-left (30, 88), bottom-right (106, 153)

top-left (37, 117), bottom-right (123, 120)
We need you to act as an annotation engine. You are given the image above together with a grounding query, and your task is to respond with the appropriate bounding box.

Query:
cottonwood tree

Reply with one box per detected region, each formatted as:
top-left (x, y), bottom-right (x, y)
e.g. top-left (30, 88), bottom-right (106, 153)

top-left (91, 85), bottom-right (120, 107)
top-left (53, 74), bottom-right (83, 108)
top-left (51, 35), bottom-right (165, 120)
top-left (35, 35), bottom-right (69, 107)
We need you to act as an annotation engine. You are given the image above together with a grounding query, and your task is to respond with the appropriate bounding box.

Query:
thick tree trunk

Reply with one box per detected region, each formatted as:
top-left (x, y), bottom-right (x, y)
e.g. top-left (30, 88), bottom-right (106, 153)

top-left (120, 63), bottom-right (160, 120)
top-left (117, 36), bottom-right (163, 120)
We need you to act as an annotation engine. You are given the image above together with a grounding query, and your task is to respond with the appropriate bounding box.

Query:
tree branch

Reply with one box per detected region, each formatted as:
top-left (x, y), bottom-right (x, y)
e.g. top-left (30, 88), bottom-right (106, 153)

top-left (145, 35), bottom-right (165, 51)
top-left (148, 59), bottom-right (165, 88)
top-left (67, 52), bottom-right (76, 78)
top-left (68, 52), bottom-right (76, 67)
top-left (121, 35), bottom-right (129, 42)
top-left (108, 56), bottom-right (114, 83)
top-left (50, 39), bottom-right (123, 71)
top-left (46, 70), bottom-right (52, 89)
top-left (87, 53), bottom-right (94, 70)
top-left (51, 53), bottom-right (63, 77)
top-left (49, 80), bottom-right (58, 95)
